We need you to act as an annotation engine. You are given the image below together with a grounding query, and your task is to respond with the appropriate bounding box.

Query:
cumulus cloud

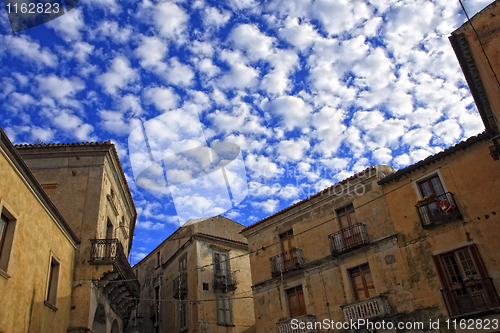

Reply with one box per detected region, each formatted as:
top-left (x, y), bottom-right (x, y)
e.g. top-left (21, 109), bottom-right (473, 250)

top-left (97, 56), bottom-right (138, 95)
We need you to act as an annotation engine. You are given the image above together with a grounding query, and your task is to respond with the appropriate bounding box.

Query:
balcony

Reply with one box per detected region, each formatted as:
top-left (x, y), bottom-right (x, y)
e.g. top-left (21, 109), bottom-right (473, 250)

top-left (270, 249), bottom-right (304, 277)
top-left (173, 273), bottom-right (187, 298)
top-left (214, 271), bottom-right (236, 292)
top-left (341, 294), bottom-right (391, 321)
top-left (442, 278), bottom-right (500, 318)
top-left (328, 223), bottom-right (370, 256)
top-left (90, 239), bottom-right (140, 318)
top-left (277, 314), bottom-right (317, 333)
top-left (416, 192), bottom-right (461, 228)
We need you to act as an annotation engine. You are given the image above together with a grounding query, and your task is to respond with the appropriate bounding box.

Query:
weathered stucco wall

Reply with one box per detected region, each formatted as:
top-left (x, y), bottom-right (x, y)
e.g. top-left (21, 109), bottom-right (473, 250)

top-left (132, 216), bottom-right (255, 333)
top-left (0, 146), bottom-right (76, 333)
top-left (382, 138), bottom-right (500, 330)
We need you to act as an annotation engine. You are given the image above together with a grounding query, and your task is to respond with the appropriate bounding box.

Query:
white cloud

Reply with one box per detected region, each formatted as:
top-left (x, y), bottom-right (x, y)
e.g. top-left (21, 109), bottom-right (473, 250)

top-left (264, 96), bottom-right (312, 130)
top-left (136, 220), bottom-right (165, 230)
top-left (136, 35), bottom-right (168, 69)
top-left (143, 86), bottom-right (179, 112)
top-left (276, 138), bottom-right (310, 161)
top-left (90, 21), bottom-right (133, 43)
top-left (35, 75), bottom-right (85, 107)
top-left (203, 7), bottom-right (231, 27)
top-left (140, 0), bottom-right (189, 40)
top-left (97, 56), bottom-right (138, 95)
top-left (245, 154), bottom-right (284, 179)
top-left (1, 35), bottom-right (57, 67)
top-left (161, 58), bottom-right (194, 87)
top-left (251, 199), bottom-right (279, 213)
top-left (46, 8), bottom-right (85, 41)
top-left (83, 0), bottom-right (120, 13)
top-left (99, 110), bottom-right (142, 135)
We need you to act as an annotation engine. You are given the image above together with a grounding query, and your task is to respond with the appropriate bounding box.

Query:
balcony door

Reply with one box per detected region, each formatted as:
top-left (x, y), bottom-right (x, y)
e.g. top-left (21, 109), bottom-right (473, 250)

top-left (337, 204), bottom-right (358, 248)
top-left (418, 175), bottom-right (446, 219)
top-left (350, 263), bottom-right (376, 301)
top-left (433, 244), bottom-right (499, 316)
top-left (287, 285), bottom-right (307, 319)
top-left (214, 252), bottom-right (230, 285)
top-left (280, 230), bottom-right (297, 272)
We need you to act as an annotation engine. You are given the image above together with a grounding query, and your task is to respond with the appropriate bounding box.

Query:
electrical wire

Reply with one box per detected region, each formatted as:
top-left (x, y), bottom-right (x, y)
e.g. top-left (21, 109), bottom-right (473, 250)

top-left (458, 0), bottom-right (500, 93)
top-left (120, 133), bottom-right (498, 300)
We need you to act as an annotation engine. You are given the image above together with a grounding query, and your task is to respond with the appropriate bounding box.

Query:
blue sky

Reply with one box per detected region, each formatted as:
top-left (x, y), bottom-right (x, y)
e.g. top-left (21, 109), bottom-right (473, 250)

top-left (0, 0), bottom-right (491, 263)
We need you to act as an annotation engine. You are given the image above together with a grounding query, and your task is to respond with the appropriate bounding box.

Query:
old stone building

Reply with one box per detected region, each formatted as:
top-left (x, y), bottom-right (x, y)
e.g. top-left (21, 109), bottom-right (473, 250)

top-left (16, 140), bottom-right (139, 333)
top-left (0, 127), bottom-right (79, 333)
top-left (378, 131), bottom-right (500, 332)
top-left (450, 0), bottom-right (500, 158)
top-left (131, 215), bottom-right (255, 333)
top-left (240, 165), bottom-right (424, 333)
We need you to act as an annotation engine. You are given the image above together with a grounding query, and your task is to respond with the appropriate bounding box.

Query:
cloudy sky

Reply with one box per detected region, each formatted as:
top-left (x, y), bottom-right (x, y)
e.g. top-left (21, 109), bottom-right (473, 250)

top-left (0, 0), bottom-right (491, 263)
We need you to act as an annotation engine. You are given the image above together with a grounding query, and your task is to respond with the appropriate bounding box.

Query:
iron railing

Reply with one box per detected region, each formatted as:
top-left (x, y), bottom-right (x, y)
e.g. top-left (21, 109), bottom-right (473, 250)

top-left (270, 248), bottom-right (304, 277)
top-left (90, 239), bottom-right (140, 295)
top-left (277, 314), bottom-right (317, 333)
top-left (341, 294), bottom-right (391, 321)
top-left (328, 223), bottom-right (369, 255)
top-left (173, 273), bottom-right (188, 298)
top-left (441, 278), bottom-right (500, 318)
top-left (214, 270), bottom-right (236, 292)
top-left (416, 192), bottom-right (461, 228)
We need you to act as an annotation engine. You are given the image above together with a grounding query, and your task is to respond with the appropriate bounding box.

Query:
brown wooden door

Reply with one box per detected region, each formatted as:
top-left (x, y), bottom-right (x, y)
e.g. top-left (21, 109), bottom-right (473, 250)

top-left (287, 286), bottom-right (306, 318)
top-left (338, 204), bottom-right (358, 247)
top-left (350, 264), bottom-right (376, 301)
top-left (280, 230), bottom-right (295, 253)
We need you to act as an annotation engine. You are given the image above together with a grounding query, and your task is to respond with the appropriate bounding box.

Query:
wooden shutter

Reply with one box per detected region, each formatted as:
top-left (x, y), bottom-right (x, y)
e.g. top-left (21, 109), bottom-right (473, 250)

top-left (468, 244), bottom-right (489, 279)
top-left (432, 254), bottom-right (449, 289)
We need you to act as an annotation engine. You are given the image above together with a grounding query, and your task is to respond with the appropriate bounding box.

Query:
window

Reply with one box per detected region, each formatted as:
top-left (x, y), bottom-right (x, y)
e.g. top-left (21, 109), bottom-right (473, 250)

top-left (417, 175), bottom-right (445, 198)
top-left (217, 294), bottom-right (233, 325)
top-left (154, 286), bottom-right (160, 328)
top-left (349, 263), bottom-right (376, 301)
top-left (46, 256), bottom-right (60, 308)
top-left (106, 219), bottom-right (113, 239)
top-left (203, 283), bottom-right (209, 291)
top-left (214, 252), bottom-right (231, 286)
top-left (279, 229), bottom-right (295, 253)
top-left (286, 285), bottom-right (307, 319)
top-left (433, 244), bottom-right (500, 317)
top-left (179, 255), bottom-right (187, 272)
top-left (179, 294), bottom-right (188, 331)
top-left (337, 204), bottom-right (357, 230)
top-left (0, 208), bottom-right (16, 274)
top-left (157, 251), bottom-right (161, 267)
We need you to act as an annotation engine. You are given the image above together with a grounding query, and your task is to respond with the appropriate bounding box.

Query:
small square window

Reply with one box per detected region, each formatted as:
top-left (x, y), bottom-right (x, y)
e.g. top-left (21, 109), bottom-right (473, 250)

top-left (203, 283), bottom-right (209, 291)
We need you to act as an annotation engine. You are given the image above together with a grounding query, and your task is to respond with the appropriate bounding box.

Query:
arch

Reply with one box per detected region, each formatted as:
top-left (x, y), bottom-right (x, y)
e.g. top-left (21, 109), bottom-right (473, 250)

top-left (111, 319), bottom-right (120, 333)
top-left (92, 303), bottom-right (106, 333)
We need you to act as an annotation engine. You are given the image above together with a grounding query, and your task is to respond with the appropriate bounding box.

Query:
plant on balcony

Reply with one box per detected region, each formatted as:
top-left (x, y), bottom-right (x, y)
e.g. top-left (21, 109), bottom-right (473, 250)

top-left (416, 194), bottom-right (437, 206)
top-left (436, 198), bottom-right (455, 214)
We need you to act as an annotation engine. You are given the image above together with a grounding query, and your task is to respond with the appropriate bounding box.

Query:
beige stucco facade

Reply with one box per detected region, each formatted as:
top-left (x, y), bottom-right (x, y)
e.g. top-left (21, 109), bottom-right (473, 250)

top-left (0, 128), bottom-right (79, 333)
top-left (131, 216), bottom-right (255, 333)
top-left (16, 141), bottom-right (139, 333)
top-left (379, 133), bottom-right (500, 332)
top-left (240, 166), bottom-right (432, 333)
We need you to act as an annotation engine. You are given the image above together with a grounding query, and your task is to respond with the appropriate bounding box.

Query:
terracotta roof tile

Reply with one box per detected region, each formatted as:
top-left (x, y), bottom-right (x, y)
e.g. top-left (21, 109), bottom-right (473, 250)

top-left (378, 131), bottom-right (490, 185)
top-left (241, 166), bottom-right (376, 233)
top-left (15, 140), bottom-right (112, 148)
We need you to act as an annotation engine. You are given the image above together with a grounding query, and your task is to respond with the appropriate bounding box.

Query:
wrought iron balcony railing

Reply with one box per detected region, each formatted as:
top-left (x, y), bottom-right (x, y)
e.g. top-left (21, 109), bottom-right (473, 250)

top-left (341, 294), bottom-right (391, 321)
top-left (441, 278), bottom-right (500, 318)
top-left (416, 192), bottom-right (461, 228)
top-left (328, 223), bottom-right (369, 256)
top-left (173, 273), bottom-right (187, 299)
top-left (277, 314), bottom-right (317, 333)
top-left (270, 248), bottom-right (304, 277)
top-left (214, 270), bottom-right (236, 292)
top-left (90, 238), bottom-right (140, 295)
